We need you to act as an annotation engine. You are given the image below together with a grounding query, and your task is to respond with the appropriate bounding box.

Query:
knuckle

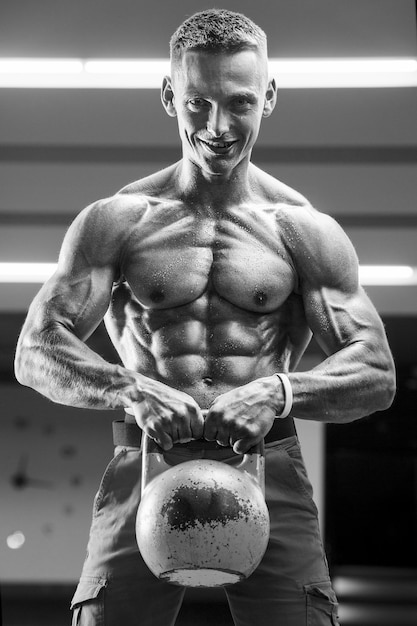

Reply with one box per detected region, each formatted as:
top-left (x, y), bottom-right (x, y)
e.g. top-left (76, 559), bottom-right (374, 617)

top-left (246, 422), bottom-right (260, 437)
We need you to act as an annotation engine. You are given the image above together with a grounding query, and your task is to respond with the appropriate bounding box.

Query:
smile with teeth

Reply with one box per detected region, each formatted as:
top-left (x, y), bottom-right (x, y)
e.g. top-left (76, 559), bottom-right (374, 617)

top-left (199, 138), bottom-right (237, 153)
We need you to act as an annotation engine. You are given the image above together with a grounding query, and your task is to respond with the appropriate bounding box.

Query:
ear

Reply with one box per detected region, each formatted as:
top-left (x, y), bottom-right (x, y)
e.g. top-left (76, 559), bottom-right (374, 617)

top-left (161, 76), bottom-right (177, 117)
top-left (262, 78), bottom-right (277, 118)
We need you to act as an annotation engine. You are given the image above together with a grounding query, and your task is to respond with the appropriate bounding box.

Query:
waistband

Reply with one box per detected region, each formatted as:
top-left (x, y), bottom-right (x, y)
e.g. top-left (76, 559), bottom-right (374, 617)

top-left (112, 414), bottom-right (296, 450)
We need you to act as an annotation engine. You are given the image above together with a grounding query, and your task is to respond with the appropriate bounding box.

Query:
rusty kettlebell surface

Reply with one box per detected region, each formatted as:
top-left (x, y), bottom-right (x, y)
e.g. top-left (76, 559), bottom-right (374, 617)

top-left (135, 434), bottom-right (270, 588)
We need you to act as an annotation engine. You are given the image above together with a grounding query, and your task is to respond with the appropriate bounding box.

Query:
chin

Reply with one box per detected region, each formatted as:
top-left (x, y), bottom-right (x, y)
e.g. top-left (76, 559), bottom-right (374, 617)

top-left (202, 153), bottom-right (244, 175)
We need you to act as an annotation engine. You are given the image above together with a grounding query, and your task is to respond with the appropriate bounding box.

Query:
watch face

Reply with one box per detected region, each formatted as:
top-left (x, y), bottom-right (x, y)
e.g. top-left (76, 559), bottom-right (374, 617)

top-left (0, 384), bottom-right (118, 583)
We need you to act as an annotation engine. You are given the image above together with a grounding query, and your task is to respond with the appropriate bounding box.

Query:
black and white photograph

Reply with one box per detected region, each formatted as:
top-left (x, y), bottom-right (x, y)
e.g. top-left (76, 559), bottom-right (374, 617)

top-left (0, 1), bottom-right (416, 624)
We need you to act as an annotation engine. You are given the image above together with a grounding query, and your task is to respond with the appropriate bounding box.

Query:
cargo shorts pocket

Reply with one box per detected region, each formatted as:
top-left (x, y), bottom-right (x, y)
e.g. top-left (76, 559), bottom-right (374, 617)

top-left (70, 576), bottom-right (107, 626)
top-left (305, 581), bottom-right (339, 625)
top-left (93, 450), bottom-right (126, 515)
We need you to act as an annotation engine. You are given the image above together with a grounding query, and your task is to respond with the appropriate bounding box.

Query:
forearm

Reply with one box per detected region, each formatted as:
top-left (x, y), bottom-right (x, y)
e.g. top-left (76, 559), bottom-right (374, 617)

top-left (284, 342), bottom-right (396, 423)
top-left (15, 323), bottom-right (140, 410)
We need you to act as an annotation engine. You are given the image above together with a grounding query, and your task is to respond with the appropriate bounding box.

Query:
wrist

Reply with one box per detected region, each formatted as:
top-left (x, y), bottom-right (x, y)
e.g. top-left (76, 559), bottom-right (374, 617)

top-left (274, 373), bottom-right (293, 419)
top-left (118, 367), bottom-right (146, 407)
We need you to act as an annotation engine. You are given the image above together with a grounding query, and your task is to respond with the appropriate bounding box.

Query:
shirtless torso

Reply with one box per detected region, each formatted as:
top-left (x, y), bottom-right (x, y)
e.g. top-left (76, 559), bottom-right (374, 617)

top-left (15, 47), bottom-right (395, 453)
top-left (107, 165), bottom-right (310, 408)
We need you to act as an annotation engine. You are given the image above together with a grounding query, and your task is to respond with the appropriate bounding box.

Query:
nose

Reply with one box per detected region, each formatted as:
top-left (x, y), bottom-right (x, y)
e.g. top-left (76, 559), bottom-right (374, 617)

top-left (207, 104), bottom-right (230, 137)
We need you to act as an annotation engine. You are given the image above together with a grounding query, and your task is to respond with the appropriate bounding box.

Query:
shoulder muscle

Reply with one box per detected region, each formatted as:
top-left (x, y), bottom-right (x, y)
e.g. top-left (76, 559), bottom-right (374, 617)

top-left (59, 194), bottom-right (149, 274)
top-left (278, 205), bottom-right (359, 293)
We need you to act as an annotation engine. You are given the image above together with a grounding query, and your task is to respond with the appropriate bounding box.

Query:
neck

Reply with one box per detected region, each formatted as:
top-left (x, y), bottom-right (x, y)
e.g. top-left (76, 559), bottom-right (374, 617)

top-left (176, 156), bottom-right (254, 208)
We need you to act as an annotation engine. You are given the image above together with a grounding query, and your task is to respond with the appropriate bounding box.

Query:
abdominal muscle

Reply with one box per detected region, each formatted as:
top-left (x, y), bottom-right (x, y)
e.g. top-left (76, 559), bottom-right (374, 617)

top-left (105, 284), bottom-right (306, 409)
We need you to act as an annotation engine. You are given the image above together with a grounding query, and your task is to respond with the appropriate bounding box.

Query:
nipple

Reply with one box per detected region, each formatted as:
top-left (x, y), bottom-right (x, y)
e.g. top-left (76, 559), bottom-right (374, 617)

top-left (254, 290), bottom-right (268, 307)
top-left (149, 289), bottom-right (165, 303)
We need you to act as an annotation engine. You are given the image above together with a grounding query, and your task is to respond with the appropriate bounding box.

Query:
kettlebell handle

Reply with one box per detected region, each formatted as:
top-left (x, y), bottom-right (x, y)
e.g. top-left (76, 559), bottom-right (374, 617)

top-left (141, 434), bottom-right (265, 497)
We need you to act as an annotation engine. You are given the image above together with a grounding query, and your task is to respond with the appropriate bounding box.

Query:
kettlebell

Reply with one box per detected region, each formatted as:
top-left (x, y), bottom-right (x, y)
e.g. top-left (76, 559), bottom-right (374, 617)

top-left (136, 433), bottom-right (270, 588)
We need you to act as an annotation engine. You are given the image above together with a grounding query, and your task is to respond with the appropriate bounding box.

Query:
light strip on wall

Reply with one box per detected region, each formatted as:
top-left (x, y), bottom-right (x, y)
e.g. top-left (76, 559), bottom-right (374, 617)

top-left (358, 265), bottom-right (417, 285)
top-left (0, 263), bottom-right (57, 283)
top-left (1, 263), bottom-right (416, 285)
top-left (0, 57), bottom-right (416, 88)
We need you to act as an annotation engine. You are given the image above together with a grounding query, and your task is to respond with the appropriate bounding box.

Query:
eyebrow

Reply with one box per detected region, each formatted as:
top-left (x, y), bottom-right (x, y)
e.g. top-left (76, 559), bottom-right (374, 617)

top-left (233, 91), bottom-right (258, 100)
top-left (185, 89), bottom-right (259, 101)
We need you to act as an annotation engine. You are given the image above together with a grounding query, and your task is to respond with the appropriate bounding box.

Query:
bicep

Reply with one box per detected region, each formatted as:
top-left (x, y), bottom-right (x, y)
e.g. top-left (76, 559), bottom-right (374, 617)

top-left (34, 264), bottom-right (115, 341)
top-left (26, 205), bottom-right (119, 341)
top-left (297, 214), bottom-right (385, 356)
top-left (303, 282), bottom-right (385, 357)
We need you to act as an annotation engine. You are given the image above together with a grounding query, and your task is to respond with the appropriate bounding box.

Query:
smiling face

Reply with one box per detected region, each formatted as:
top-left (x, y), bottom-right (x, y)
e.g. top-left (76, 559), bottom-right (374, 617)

top-left (162, 48), bottom-right (276, 179)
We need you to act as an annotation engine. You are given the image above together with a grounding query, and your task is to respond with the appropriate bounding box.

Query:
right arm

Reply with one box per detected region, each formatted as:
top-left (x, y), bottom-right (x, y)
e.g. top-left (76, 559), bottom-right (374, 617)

top-left (14, 198), bottom-right (203, 448)
top-left (15, 199), bottom-right (132, 408)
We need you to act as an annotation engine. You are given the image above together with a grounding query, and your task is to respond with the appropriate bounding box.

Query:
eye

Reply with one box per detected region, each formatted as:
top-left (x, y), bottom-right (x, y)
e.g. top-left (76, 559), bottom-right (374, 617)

top-left (187, 98), bottom-right (209, 110)
top-left (232, 97), bottom-right (252, 111)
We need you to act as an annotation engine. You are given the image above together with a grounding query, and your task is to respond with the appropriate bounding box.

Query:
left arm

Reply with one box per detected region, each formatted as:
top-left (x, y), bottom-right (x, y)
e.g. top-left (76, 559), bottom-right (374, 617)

top-left (288, 210), bottom-right (395, 422)
top-left (290, 285), bottom-right (395, 422)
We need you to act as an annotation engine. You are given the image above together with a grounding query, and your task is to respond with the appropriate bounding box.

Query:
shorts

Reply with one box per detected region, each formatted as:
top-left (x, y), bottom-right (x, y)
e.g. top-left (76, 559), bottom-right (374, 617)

top-left (70, 436), bottom-right (339, 625)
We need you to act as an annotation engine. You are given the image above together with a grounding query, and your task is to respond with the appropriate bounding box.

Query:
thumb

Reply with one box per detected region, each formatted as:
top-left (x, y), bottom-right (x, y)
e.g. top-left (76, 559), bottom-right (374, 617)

top-left (233, 439), bottom-right (252, 455)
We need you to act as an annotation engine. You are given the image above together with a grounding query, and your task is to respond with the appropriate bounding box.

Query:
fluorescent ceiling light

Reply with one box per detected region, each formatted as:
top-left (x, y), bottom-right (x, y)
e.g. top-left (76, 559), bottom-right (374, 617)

top-left (0, 263), bottom-right (56, 283)
top-left (1, 263), bottom-right (416, 285)
top-left (0, 59), bottom-right (84, 74)
top-left (358, 265), bottom-right (417, 285)
top-left (270, 58), bottom-right (417, 88)
top-left (0, 57), bottom-right (416, 88)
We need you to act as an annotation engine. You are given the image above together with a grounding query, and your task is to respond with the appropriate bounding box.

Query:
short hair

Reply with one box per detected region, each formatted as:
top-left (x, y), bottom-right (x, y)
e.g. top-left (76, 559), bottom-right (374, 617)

top-left (170, 9), bottom-right (267, 65)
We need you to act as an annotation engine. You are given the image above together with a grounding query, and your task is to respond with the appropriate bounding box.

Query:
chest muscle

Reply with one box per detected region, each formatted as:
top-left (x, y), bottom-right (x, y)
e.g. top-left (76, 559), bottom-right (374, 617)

top-left (121, 210), bottom-right (296, 313)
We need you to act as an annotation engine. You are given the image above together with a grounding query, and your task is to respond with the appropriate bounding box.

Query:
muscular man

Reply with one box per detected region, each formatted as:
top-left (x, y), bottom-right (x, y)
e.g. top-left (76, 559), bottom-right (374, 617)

top-left (15, 9), bottom-right (395, 626)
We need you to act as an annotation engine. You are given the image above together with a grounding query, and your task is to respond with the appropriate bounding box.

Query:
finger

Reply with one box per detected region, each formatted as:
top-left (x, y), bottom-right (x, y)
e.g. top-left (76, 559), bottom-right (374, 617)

top-left (155, 432), bottom-right (174, 451)
top-left (147, 423), bottom-right (173, 451)
top-left (203, 409), bottom-right (221, 441)
top-left (172, 405), bottom-right (202, 443)
top-left (232, 438), bottom-right (256, 455)
top-left (215, 425), bottom-right (231, 447)
top-left (130, 399), bottom-right (149, 429)
top-left (190, 408), bottom-right (205, 440)
top-left (206, 428), bottom-right (229, 447)
top-left (172, 429), bottom-right (191, 445)
top-left (171, 412), bottom-right (192, 444)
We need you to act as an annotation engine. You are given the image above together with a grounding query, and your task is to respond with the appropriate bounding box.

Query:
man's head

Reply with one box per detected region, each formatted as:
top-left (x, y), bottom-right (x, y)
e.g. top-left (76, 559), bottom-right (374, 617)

top-left (169, 9), bottom-right (268, 75)
top-left (162, 9), bottom-right (276, 178)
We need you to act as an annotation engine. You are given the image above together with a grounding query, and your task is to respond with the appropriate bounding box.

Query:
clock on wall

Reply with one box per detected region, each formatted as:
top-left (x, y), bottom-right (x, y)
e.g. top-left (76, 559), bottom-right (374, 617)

top-left (0, 384), bottom-right (119, 583)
